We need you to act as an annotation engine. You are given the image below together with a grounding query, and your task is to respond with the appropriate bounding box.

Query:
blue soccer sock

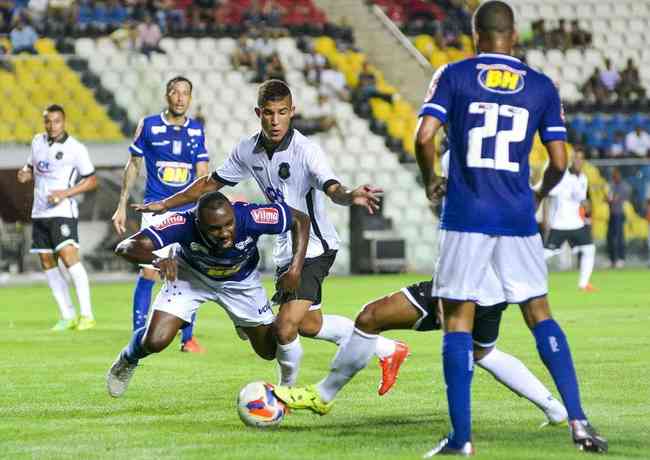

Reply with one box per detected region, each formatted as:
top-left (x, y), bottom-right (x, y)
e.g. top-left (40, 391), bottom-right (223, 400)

top-left (132, 276), bottom-right (155, 331)
top-left (123, 326), bottom-right (149, 365)
top-left (533, 319), bottom-right (586, 421)
top-left (442, 332), bottom-right (474, 449)
top-left (180, 312), bottom-right (196, 344)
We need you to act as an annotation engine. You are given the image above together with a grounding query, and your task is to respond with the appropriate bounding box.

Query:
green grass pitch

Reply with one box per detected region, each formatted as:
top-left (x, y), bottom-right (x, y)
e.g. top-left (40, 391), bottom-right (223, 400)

top-left (1, 270), bottom-right (649, 459)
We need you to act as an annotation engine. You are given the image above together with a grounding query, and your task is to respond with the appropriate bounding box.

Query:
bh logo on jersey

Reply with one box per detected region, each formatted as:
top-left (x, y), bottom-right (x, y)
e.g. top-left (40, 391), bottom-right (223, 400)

top-left (156, 161), bottom-right (192, 187)
top-left (477, 64), bottom-right (526, 94)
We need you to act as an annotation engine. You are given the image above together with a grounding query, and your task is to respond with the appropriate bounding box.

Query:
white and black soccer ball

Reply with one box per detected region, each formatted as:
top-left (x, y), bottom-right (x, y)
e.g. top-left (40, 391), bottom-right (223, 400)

top-left (237, 381), bottom-right (286, 428)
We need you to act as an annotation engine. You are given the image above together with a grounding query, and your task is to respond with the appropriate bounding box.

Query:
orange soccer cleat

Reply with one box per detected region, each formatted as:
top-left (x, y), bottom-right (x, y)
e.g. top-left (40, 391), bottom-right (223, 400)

top-left (180, 336), bottom-right (207, 354)
top-left (579, 283), bottom-right (598, 292)
top-left (378, 341), bottom-right (410, 396)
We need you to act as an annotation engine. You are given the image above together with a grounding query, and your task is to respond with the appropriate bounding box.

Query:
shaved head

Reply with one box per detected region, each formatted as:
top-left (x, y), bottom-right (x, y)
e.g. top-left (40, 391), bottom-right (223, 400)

top-left (473, 1), bottom-right (515, 36)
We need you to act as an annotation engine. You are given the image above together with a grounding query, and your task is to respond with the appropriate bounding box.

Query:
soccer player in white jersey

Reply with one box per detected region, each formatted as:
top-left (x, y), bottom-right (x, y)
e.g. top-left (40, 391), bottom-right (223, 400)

top-left (544, 150), bottom-right (596, 291)
top-left (135, 79), bottom-right (409, 395)
top-left (415, 2), bottom-right (606, 456)
top-left (17, 104), bottom-right (97, 331)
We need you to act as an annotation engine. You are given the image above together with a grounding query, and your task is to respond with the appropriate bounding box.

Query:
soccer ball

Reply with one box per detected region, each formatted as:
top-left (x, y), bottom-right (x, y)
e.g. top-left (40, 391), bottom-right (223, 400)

top-left (237, 381), bottom-right (286, 428)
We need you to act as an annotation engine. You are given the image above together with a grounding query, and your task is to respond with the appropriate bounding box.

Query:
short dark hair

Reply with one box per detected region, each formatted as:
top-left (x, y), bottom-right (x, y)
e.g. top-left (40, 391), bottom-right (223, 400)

top-left (44, 104), bottom-right (65, 117)
top-left (257, 79), bottom-right (292, 107)
top-left (197, 191), bottom-right (231, 215)
top-left (166, 76), bottom-right (193, 94)
top-left (473, 1), bottom-right (515, 36)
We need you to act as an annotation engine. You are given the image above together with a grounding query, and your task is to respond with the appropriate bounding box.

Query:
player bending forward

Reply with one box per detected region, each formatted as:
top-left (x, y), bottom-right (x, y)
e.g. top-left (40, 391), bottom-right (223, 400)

top-left (106, 191), bottom-right (309, 397)
top-left (135, 79), bottom-right (408, 395)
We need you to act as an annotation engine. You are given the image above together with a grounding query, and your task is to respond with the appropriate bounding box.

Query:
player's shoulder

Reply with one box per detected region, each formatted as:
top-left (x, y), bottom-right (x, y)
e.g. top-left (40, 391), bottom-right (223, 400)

top-left (186, 118), bottom-right (205, 134)
top-left (31, 132), bottom-right (47, 147)
top-left (291, 129), bottom-right (322, 156)
top-left (64, 134), bottom-right (86, 149)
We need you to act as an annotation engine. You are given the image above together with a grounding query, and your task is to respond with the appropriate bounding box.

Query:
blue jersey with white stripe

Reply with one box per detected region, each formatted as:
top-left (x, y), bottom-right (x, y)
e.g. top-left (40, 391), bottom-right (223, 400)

top-left (129, 113), bottom-right (208, 211)
top-left (419, 53), bottom-right (567, 236)
top-left (141, 202), bottom-right (292, 282)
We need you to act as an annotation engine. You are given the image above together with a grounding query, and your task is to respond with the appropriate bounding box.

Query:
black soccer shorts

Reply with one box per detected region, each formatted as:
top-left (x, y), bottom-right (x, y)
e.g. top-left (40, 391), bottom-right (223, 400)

top-left (272, 250), bottom-right (337, 308)
top-left (545, 226), bottom-right (593, 249)
top-left (31, 217), bottom-right (79, 253)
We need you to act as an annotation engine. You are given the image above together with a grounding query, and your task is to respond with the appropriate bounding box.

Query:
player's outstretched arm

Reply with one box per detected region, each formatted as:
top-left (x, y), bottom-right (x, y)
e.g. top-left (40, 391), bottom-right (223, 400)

top-left (131, 175), bottom-right (225, 215)
top-left (112, 156), bottom-right (143, 235)
top-left (415, 115), bottom-right (446, 204)
top-left (325, 182), bottom-right (383, 214)
top-left (277, 207), bottom-right (310, 293)
top-left (536, 140), bottom-right (568, 208)
top-left (115, 233), bottom-right (179, 280)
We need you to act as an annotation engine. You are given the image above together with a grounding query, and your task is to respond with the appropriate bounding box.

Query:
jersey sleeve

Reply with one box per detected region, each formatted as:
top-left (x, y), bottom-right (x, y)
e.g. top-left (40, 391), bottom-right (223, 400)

top-left (538, 81), bottom-right (568, 143)
top-left (193, 126), bottom-right (209, 162)
top-left (212, 145), bottom-right (250, 186)
top-left (304, 143), bottom-right (340, 192)
top-left (419, 64), bottom-right (453, 123)
top-left (129, 118), bottom-right (146, 157)
top-left (74, 142), bottom-right (95, 177)
top-left (140, 213), bottom-right (191, 249)
top-left (242, 202), bottom-right (293, 236)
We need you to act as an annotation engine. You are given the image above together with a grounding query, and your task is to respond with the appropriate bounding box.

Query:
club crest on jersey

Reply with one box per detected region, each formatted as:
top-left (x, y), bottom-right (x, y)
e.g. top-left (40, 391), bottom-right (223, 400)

top-left (55, 151), bottom-right (63, 160)
top-left (477, 64), bottom-right (526, 94)
top-left (154, 214), bottom-right (186, 230)
top-left (278, 162), bottom-right (290, 180)
top-left (251, 207), bottom-right (279, 225)
top-left (36, 160), bottom-right (50, 173)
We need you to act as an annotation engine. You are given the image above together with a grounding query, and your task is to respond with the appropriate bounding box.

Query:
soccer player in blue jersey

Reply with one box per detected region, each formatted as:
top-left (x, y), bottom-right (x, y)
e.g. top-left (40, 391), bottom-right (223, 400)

top-left (106, 191), bottom-right (310, 397)
top-left (415, 1), bottom-right (607, 456)
top-left (112, 76), bottom-right (210, 353)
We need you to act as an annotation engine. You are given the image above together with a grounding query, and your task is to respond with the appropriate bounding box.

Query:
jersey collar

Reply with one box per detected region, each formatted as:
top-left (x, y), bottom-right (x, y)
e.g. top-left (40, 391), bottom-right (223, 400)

top-left (160, 111), bottom-right (190, 127)
top-left (47, 131), bottom-right (69, 146)
top-left (478, 52), bottom-right (521, 63)
top-left (253, 128), bottom-right (295, 156)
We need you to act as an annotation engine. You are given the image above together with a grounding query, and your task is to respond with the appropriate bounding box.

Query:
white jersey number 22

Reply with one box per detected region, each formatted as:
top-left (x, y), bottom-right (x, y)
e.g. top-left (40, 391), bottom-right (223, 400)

top-left (467, 102), bottom-right (529, 172)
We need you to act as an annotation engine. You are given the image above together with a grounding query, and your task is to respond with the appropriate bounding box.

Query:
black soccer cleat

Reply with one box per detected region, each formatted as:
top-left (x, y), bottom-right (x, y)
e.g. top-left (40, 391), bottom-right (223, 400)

top-left (569, 420), bottom-right (608, 454)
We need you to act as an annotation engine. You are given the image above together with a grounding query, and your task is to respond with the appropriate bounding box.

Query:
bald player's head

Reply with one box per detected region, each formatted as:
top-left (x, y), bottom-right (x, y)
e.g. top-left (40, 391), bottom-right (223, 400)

top-left (472, 1), bottom-right (516, 53)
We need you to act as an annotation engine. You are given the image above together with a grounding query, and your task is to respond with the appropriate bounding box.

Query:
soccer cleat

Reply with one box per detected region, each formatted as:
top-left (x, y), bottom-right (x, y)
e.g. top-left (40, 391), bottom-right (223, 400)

top-left (423, 437), bottom-right (475, 457)
top-left (569, 419), bottom-right (608, 453)
top-left (106, 352), bottom-right (137, 398)
top-left (539, 396), bottom-right (568, 428)
top-left (272, 384), bottom-right (333, 415)
top-left (51, 318), bottom-right (77, 331)
top-left (76, 316), bottom-right (96, 331)
top-left (378, 341), bottom-right (410, 396)
top-left (180, 337), bottom-right (206, 353)
top-left (579, 284), bottom-right (598, 293)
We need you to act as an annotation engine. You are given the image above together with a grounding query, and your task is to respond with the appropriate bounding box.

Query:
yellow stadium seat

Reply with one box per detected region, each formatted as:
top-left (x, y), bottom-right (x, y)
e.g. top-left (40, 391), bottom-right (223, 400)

top-left (35, 38), bottom-right (57, 54)
top-left (414, 35), bottom-right (435, 59)
top-left (460, 35), bottom-right (473, 52)
top-left (430, 50), bottom-right (448, 69)
top-left (387, 117), bottom-right (407, 139)
top-left (313, 36), bottom-right (336, 57)
top-left (369, 98), bottom-right (393, 122)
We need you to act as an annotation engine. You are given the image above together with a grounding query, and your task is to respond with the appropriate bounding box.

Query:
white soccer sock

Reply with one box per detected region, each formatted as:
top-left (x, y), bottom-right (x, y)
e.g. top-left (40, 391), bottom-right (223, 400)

top-left (577, 244), bottom-right (595, 288)
top-left (67, 262), bottom-right (93, 318)
top-left (315, 314), bottom-right (396, 358)
top-left (45, 267), bottom-right (76, 320)
top-left (476, 348), bottom-right (567, 423)
top-left (317, 328), bottom-right (377, 403)
top-left (276, 336), bottom-right (303, 386)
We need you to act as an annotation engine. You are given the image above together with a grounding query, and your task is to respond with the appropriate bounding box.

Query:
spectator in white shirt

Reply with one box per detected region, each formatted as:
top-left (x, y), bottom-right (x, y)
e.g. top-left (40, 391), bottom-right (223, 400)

top-left (625, 126), bottom-right (650, 158)
top-left (319, 62), bottom-right (349, 101)
top-left (607, 131), bottom-right (625, 158)
top-left (136, 15), bottom-right (165, 59)
top-left (599, 58), bottom-right (620, 93)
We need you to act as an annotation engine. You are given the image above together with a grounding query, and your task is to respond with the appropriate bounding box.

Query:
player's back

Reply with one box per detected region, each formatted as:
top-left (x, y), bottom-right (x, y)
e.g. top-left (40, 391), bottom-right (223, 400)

top-left (423, 53), bottom-right (567, 236)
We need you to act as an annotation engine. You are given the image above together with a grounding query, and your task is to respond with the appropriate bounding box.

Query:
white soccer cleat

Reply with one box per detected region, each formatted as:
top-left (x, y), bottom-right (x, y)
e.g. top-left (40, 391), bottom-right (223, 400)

top-left (541, 396), bottom-right (568, 427)
top-left (423, 437), bottom-right (474, 457)
top-left (106, 352), bottom-right (137, 398)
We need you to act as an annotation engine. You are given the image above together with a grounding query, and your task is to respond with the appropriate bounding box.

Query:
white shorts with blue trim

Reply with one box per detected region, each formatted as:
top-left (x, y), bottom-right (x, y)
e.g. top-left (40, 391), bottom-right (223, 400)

top-left (433, 230), bottom-right (547, 304)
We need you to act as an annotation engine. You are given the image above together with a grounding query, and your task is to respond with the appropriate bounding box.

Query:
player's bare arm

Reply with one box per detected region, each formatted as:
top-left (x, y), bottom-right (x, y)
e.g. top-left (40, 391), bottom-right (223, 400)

top-left (47, 174), bottom-right (97, 206)
top-left (115, 232), bottom-right (178, 280)
top-left (17, 165), bottom-right (33, 183)
top-left (325, 182), bottom-right (383, 214)
top-left (415, 115), bottom-right (446, 204)
top-left (277, 207), bottom-right (310, 293)
top-left (195, 161), bottom-right (210, 178)
top-left (112, 155), bottom-right (143, 234)
top-left (132, 174), bottom-right (225, 214)
top-left (535, 140), bottom-right (568, 208)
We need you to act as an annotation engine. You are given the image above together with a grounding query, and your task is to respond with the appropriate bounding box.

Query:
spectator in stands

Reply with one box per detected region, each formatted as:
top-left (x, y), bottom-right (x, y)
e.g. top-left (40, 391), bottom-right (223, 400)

top-left (570, 20), bottom-right (591, 48)
top-left (293, 93), bottom-right (337, 136)
top-left (263, 53), bottom-right (286, 82)
top-left (303, 46), bottom-right (326, 86)
top-left (618, 59), bottom-right (646, 103)
top-left (26, 0), bottom-right (48, 31)
top-left (10, 18), bottom-right (38, 54)
top-left (581, 68), bottom-right (608, 105)
top-left (599, 58), bottom-right (620, 95)
top-left (250, 29), bottom-right (275, 82)
top-left (231, 33), bottom-right (256, 70)
top-left (136, 14), bottom-right (165, 59)
top-left (529, 19), bottom-right (548, 48)
top-left (549, 19), bottom-right (572, 50)
top-left (262, 0), bottom-right (287, 36)
top-left (242, 0), bottom-right (266, 30)
top-left (607, 168), bottom-right (631, 268)
top-left (319, 61), bottom-right (349, 101)
top-left (106, 0), bottom-right (127, 30)
top-left (352, 62), bottom-right (395, 111)
top-left (0, 1), bottom-right (12, 34)
top-left (156, 0), bottom-right (188, 33)
top-left (625, 126), bottom-right (650, 158)
top-left (607, 132), bottom-right (626, 158)
top-left (0, 41), bottom-right (13, 72)
top-left (110, 20), bottom-right (136, 51)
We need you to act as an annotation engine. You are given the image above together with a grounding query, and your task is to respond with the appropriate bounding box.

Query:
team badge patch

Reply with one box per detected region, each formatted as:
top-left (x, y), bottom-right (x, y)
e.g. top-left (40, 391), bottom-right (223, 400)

top-left (154, 214), bottom-right (186, 230)
top-left (60, 224), bottom-right (70, 237)
top-left (55, 151), bottom-right (63, 160)
top-left (251, 207), bottom-right (280, 225)
top-left (278, 162), bottom-right (290, 180)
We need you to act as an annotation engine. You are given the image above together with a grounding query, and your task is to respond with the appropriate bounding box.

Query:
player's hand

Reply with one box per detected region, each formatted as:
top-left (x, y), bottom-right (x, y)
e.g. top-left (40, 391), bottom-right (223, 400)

top-left (351, 184), bottom-right (384, 214)
top-left (17, 166), bottom-right (32, 183)
top-left (47, 190), bottom-right (68, 206)
top-left (426, 176), bottom-right (447, 205)
top-left (153, 256), bottom-right (178, 281)
top-left (278, 267), bottom-right (301, 293)
top-left (112, 206), bottom-right (128, 235)
top-left (131, 201), bottom-right (168, 215)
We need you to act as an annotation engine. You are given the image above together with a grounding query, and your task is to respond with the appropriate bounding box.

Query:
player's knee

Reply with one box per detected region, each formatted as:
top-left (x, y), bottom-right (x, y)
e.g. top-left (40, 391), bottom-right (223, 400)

top-left (141, 268), bottom-right (158, 281)
top-left (142, 331), bottom-right (173, 353)
top-left (355, 303), bottom-right (381, 334)
top-left (275, 320), bottom-right (300, 344)
top-left (297, 314), bottom-right (321, 337)
top-left (255, 346), bottom-right (276, 361)
top-left (473, 345), bottom-right (492, 362)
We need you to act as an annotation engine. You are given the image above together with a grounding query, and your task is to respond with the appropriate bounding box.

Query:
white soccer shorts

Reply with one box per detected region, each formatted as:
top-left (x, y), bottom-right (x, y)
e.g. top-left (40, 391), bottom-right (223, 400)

top-left (433, 230), bottom-right (548, 304)
top-left (151, 261), bottom-right (275, 328)
top-left (140, 211), bottom-right (176, 265)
